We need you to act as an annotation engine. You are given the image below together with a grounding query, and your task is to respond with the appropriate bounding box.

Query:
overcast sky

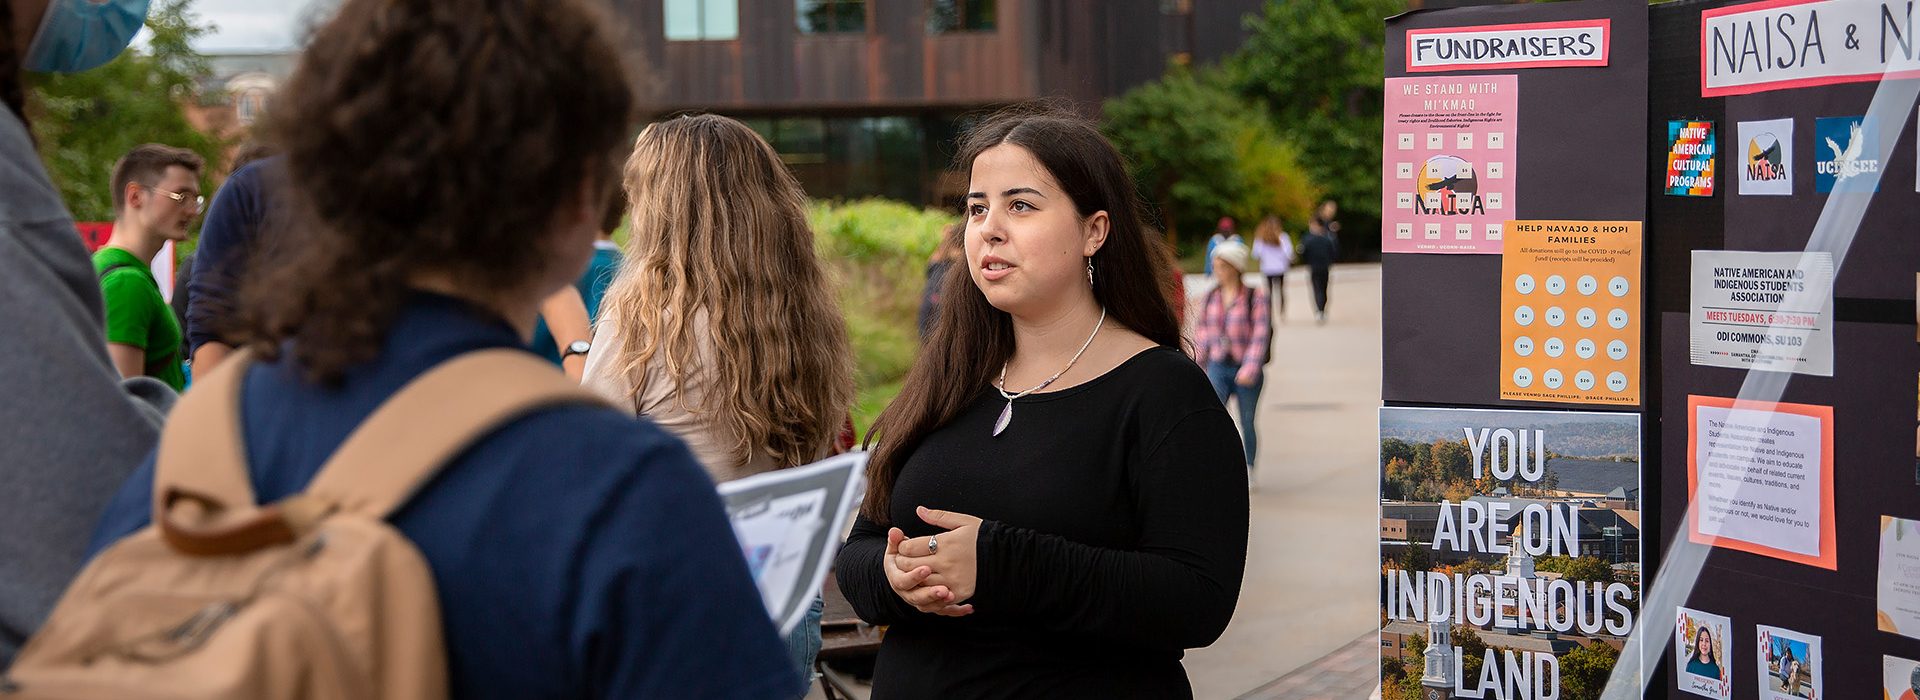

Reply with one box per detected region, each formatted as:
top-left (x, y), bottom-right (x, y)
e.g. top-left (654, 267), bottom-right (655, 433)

top-left (186, 0), bottom-right (327, 53)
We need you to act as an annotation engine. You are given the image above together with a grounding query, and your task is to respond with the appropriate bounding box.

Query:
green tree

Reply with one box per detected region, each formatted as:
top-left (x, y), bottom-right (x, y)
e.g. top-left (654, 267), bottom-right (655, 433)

top-left (1434, 439), bottom-right (1473, 481)
top-left (1381, 438), bottom-right (1417, 467)
top-left (1558, 641), bottom-right (1621, 700)
top-left (1381, 656), bottom-right (1408, 685)
top-left (1537, 556), bottom-right (1616, 585)
top-left (1396, 543), bottom-right (1432, 574)
top-left (1228, 117), bottom-right (1320, 230)
top-left (1453, 624), bottom-right (1488, 683)
top-left (1103, 66), bottom-right (1316, 242)
top-left (1104, 67), bottom-right (1246, 241)
top-left (1229, 0), bottom-right (1405, 236)
top-left (27, 0), bottom-right (226, 226)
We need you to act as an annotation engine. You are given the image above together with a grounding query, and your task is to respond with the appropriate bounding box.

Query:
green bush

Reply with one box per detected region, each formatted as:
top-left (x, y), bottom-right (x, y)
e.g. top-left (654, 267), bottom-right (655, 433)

top-left (807, 199), bottom-right (953, 437)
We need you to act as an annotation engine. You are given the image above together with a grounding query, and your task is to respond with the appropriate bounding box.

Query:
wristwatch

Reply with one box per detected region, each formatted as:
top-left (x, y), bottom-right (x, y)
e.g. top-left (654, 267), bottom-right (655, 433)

top-left (562, 340), bottom-right (591, 359)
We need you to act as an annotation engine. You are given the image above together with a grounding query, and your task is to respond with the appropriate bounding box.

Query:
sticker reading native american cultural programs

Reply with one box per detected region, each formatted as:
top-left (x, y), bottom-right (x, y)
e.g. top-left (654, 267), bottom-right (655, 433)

top-left (1667, 120), bottom-right (1716, 197)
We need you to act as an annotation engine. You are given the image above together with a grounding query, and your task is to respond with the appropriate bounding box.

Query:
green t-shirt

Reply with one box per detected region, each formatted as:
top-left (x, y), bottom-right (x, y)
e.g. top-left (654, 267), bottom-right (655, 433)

top-left (93, 246), bottom-right (184, 391)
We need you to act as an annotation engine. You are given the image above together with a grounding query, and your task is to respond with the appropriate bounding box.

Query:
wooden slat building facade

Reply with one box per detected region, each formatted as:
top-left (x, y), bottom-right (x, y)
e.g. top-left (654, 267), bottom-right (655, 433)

top-left (610, 0), bottom-right (1264, 204)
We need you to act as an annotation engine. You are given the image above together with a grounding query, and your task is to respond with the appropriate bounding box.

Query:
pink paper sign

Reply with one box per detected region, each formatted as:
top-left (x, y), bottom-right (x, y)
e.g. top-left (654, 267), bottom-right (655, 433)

top-left (1381, 74), bottom-right (1518, 254)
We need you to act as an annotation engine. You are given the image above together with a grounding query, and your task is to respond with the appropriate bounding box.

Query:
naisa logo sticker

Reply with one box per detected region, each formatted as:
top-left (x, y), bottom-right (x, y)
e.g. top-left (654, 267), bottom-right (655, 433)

top-left (1737, 118), bottom-right (1791, 196)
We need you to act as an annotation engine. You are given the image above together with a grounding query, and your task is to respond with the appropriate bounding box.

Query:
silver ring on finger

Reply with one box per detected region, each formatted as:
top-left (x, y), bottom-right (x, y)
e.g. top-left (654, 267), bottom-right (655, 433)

top-left (928, 535), bottom-right (939, 554)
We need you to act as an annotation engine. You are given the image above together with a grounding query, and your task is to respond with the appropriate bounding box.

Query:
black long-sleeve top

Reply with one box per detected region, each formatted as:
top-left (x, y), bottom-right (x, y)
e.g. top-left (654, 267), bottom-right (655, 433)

top-left (835, 347), bottom-right (1250, 699)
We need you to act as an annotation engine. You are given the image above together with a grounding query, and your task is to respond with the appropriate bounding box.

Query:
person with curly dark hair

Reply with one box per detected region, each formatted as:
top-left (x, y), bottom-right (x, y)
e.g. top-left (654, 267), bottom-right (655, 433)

top-left (85, 0), bottom-right (796, 696)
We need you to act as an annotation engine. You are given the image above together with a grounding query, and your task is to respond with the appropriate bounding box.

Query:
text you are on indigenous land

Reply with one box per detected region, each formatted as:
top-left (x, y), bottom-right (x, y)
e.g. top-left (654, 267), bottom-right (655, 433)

top-left (1384, 426), bottom-right (1638, 700)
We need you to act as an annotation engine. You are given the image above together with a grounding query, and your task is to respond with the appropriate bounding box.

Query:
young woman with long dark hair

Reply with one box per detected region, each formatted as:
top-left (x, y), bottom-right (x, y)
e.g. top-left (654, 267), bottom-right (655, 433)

top-left (834, 108), bottom-right (1249, 698)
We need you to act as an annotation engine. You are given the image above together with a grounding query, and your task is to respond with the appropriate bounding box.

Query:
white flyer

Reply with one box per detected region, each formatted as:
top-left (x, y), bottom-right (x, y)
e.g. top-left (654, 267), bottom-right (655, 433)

top-left (717, 451), bottom-right (867, 636)
top-left (1689, 251), bottom-right (1834, 376)
top-left (1881, 516), bottom-right (1920, 641)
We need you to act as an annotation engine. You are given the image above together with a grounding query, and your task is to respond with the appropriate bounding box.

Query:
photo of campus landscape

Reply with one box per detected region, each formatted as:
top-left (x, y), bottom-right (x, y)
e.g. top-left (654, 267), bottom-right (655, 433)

top-left (1379, 409), bottom-right (1640, 700)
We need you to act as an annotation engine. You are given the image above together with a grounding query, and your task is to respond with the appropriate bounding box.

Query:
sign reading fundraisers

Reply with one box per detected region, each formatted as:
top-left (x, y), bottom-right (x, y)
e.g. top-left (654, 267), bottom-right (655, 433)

top-left (1499, 220), bottom-right (1642, 405)
top-left (1689, 251), bottom-right (1835, 376)
top-left (1687, 396), bottom-right (1836, 569)
top-left (1406, 19), bottom-right (1611, 72)
top-left (1382, 74), bottom-right (1518, 254)
top-left (1737, 118), bottom-right (1793, 196)
top-left (1667, 120), bottom-right (1716, 196)
top-left (1702, 0), bottom-right (1920, 97)
top-left (1379, 407), bottom-right (1641, 700)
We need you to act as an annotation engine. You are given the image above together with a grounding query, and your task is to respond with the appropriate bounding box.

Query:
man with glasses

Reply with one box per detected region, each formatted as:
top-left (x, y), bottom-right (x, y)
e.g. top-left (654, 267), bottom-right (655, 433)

top-left (94, 143), bottom-right (204, 391)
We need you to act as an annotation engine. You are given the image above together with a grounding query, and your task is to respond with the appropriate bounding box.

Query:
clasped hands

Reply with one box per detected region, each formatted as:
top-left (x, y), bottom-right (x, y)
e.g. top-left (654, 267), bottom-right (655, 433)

top-left (883, 505), bottom-right (982, 618)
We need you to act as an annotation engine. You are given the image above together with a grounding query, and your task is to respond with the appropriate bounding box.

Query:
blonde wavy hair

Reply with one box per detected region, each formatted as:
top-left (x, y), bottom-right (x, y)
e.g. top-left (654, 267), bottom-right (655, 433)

top-left (601, 114), bottom-right (854, 467)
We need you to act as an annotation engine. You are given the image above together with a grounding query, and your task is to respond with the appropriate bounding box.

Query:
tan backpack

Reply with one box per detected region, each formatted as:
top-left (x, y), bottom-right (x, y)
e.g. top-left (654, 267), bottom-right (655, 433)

top-left (1, 348), bottom-right (606, 700)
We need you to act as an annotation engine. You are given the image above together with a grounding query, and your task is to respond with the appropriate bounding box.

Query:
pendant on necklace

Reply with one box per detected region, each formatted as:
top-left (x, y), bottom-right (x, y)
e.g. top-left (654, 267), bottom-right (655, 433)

top-left (992, 400), bottom-right (1013, 437)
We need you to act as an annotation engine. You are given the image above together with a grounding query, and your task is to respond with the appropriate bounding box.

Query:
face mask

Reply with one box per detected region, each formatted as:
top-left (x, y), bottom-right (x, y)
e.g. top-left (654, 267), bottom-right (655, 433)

top-left (24, 0), bottom-right (154, 73)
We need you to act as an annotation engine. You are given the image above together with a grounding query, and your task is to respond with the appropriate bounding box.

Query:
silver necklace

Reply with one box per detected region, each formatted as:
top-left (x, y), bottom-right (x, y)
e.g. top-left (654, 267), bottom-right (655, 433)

top-left (992, 307), bottom-right (1106, 437)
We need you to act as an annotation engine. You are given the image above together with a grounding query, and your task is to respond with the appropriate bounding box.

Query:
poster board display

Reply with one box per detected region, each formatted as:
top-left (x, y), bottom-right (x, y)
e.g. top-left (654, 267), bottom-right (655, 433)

top-left (1382, 0), bottom-right (1649, 409)
top-left (1387, 3), bottom-right (1920, 699)
top-left (1651, 2), bottom-right (1920, 697)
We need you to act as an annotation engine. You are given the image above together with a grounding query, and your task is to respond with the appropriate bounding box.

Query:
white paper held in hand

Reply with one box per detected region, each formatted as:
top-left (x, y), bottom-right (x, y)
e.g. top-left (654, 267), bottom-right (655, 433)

top-left (715, 451), bottom-right (869, 636)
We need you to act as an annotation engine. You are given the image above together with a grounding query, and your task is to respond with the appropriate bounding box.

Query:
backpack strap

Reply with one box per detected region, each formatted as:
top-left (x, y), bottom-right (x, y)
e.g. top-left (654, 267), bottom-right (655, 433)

top-left (153, 348), bottom-right (608, 556)
top-left (96, 262), bottom-right (135, 280)
top-left (299, 348), bottom-right (608, 520)
top-left (152, 347), bottom-right (260, 531)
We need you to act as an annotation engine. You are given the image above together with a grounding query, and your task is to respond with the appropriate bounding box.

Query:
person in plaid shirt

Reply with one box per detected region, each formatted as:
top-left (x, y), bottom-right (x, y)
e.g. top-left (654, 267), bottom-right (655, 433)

top-left (1192, 240), bottom-right (1269, 486)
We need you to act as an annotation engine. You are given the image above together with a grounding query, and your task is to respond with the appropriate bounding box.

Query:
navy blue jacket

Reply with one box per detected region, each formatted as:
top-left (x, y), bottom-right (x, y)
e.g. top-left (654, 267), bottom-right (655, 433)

top-left (92, 293), bottom-right (797, 699)
top-left (185, 158), bottom-right (278, 355)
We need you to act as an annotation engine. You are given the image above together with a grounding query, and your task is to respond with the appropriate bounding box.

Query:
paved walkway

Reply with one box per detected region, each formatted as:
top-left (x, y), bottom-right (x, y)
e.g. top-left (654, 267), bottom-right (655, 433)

top-left (1236, 632), bottom-right (1382, 700)
top-left (810, 264), bottom-right (1385, 700)
top-left (1181, 264), bottom-right (1381, 699)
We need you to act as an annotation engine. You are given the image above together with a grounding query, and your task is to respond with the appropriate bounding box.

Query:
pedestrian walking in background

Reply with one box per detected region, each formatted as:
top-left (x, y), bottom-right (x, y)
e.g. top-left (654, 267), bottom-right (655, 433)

top-left (836, 108), bottom-right (1247, 699)
top-left (86, 1), bottom-right (796, 696)
top-left (1302, 217), bottom-right (1337, 324)
top-left (1313, 199), bottom-right (1341, 252)
top-left (1203, 216), bottom-right (1239, 276)
top-left (96, 144), bottom-right (204, 392)
top-left (583, 113), bottom-right (856, 693)
top-left (918, 223), bottom-right (962, 340)
top-left (1250, 215), bottom-right (1292, 323)
top-left (0, 0), bottom-right (178, 665)
top-left (1194, 240), bottom-right (1268, 488)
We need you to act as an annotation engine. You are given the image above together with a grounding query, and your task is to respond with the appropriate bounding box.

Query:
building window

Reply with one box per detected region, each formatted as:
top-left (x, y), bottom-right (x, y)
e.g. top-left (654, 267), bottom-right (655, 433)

top-left (666, 0), bottom-right (738, 41)
top-left (799, 0), bottom-right (865, 33)
top-left (928, 0), bottom-right (995, 33)
top-left (235, 89), bottom-right (268, 126)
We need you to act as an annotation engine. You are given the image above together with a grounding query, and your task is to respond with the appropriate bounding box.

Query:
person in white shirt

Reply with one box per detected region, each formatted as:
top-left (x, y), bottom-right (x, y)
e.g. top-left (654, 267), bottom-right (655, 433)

top-left (1250, 216), bottom-right (1294, 323)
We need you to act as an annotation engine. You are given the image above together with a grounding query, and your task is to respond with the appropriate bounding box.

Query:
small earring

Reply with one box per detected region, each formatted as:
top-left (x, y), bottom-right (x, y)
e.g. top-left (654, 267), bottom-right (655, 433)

top-left (1086, 259), bottom-right (1095, 285)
